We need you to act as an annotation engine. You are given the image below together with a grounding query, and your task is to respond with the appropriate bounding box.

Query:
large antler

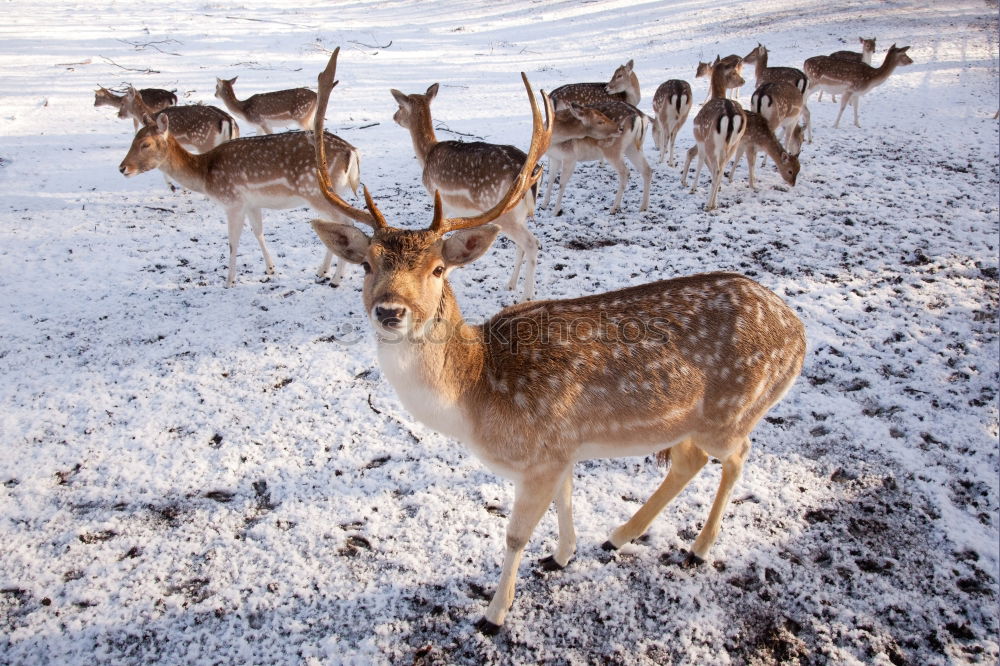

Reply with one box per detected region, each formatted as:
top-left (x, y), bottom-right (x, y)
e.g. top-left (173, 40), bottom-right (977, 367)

top-left (429, 72), bottom-right (553, 234)
top-left (314, 47), bottom-right (384, 228)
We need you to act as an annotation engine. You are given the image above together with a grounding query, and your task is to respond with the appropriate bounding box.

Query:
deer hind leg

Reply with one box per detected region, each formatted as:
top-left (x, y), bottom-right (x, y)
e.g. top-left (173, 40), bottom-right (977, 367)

top-left (728, 145), bottom-right (745, 184)
top-left (608, 156), bottom-right (630, 214)
top-left (627, 144), bottom-right (651, 212)
top-left (498, 209), bottom-right (538, 301)
top-left (246, 208), bottom-right (276, 277)
top-left (540, 470), bottom-right (576, 570)
top-left (705, 157), bottom-right (725, 211)
top-left (542, 157), bottom-right (560, 209)
top-left (479, 466), bottom-right (566, 632)
top-left (551, 158), bottom-right (577, 217)
top-left (605, 439), bottom-right (707, 549)
top-left (689, 436), bottom-right (751, 562)
top-left (680, 145), bottom-right (699, 188)
top-left (851, 95), bottom-right (861, 127)
top-left (224, 208), bottom-right (246, 288)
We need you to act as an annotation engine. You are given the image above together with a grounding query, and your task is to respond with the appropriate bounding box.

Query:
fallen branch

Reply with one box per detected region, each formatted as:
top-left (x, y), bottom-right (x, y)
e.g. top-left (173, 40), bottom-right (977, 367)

top-left (214, 14), bottom-right (317, 29)
top-left (56, 58), bottom-right (91, 67)
top-left (117, 38), bottom-right (183, 56)
top-left (99, 56), bottom-right (160, 74)
top-left (348, 38), bottom-right (392, 50)
top-left (434, 122), bottom-right (484, 140)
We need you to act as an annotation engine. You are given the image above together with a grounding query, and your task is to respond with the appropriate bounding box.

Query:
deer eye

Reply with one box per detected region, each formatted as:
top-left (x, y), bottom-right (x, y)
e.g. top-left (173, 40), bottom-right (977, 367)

top-left (361, 261), bottom-right (372, 274)
top-left (432, 265), bottom-right (445, 278)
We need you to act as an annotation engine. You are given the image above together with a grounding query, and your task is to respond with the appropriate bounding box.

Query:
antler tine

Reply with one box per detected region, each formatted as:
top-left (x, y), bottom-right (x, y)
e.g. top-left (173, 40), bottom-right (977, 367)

top-left (362, 185), bottom-right (388, 227)
top-left (313, 47), bottom-right (381, 228)
top-left (435, 72), bottom-right (553, 234)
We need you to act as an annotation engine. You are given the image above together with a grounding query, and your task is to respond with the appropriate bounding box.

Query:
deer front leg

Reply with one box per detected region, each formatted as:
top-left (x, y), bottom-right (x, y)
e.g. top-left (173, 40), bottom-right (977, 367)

top-left (542, 157), bottom-right (560, 209)
top-left (551, 158), bottom-right (577, 217)
top-left (833, 91), bottom-right (853, 128)
top-left (627, 145), bottom-right (651, 212)
top-left (477, 467), bottom-right (565, 634)
top-left (607, 156), bottom-right (630, 214)
top-left (851, 95), bottom-right (861, 128)
top-left (224, 208), bottom-right (246, 288)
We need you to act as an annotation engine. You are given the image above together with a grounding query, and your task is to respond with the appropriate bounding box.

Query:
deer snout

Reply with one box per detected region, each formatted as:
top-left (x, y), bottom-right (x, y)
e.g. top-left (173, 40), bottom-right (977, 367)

top-left (119, 162), bottom-right (133, 177)
top-left (373, 304), bottom-right (408, 330)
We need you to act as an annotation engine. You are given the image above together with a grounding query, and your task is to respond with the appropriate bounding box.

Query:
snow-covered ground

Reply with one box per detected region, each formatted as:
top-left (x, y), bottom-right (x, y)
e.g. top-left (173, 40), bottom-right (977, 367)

top-left (1, 0), bottom-right (997, 663)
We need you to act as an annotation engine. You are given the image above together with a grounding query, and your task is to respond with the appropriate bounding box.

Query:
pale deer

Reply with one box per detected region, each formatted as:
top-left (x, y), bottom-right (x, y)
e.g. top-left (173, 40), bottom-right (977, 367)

top-left (751, 81), bottom-right (811, 148)
top-left (119, 86), bottom-right (239, 152)
top-left (818, 37), bottom-right (876, 102)
top-left (214, 76), bottom-right (318, 135)
top-left (723, 110), bottom-right (800, 189)
top-left (550, 59), bottom-right (641, 110)
top-left (310, 68), bottom-right (806, 634)
top-left (695, 54), bottom-right (743, 102)
top-left (743, 44), bottom-right (808, 95)
top-left (543, 100), bottom-right (651, 216)
top-left (803, 44), bottom-right (913, 141)
top-left (118, 49), bottom-right (373, 288)
top-left (540, 103), bottom-right (622, 205)
top-left (683, 63), bottom-right (747, 211)
top-left (651, 79), bottom-right (692, 166)
top-left (390, 83), bottom-right (543, 301)
top-left (95, 86), bottom-right (176, 126)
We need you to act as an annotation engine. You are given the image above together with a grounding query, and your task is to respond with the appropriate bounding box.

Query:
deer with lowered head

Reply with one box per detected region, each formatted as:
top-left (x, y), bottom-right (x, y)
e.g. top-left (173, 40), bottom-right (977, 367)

top-left (390, 81), bottom-right (543, 301)
top-left (726, 110), bottom-right (801, 189)
top-left (542, 99), bottom-right (651, 216)
top-left (550, 59), bottom-right (641, 110)
top-left (95, 86), bottom-right (176, 128)
top-left (651, 79), bottom-right (693, 167)
top-left (803, 44), bottom-right (913, 141)
top-left (310, 62), bottom-right (806, 634)
top-left (214, 76), bottom-right (318, 135)
top-left (118, 49), bottom-right (373, 288)
top-left (684, 61), bottom-right (747, 211)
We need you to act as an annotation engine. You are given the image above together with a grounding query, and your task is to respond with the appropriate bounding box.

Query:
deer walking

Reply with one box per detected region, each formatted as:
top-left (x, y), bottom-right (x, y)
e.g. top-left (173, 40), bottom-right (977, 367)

top-left (651, 79), bottom-right (693, 167)
top-left (118, 50), bottom-right (372, 287)
top-left (390, 82), bottom-right (542, 301)
top-left (818, 37), bottom-right (876, 102)
top-left (550, 59), bottom-right (641, 110)
top-left (310, 64), bottom-right (806, 634)
top-left (543, 100), bottom-right (651, 216)
top-left (214, 76), bottom-right (318, 135)
top-left (802, 44), bottom-right (913, 141)
top-left (683, 62), bottom-right (747, 211)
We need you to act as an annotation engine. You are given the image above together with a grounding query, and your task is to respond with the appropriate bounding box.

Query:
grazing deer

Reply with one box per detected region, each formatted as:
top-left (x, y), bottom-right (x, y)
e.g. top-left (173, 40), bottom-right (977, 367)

top-left (751, 81), bottom-right (811, 148)
top-left (95, 86), bottom-right (177, 127)
top-left (390, 82), bottom-right (543, 301)
top-left (543, 100), bottom-right (651, 216)
top-left (310, 65), bottom-right (806, 634)
top-left (743, 44), bottom-right (808, 95)
top-left (550, 60), bottom-right (641, 110)
top-left (651, 79), bottom-right (692, 166)
top-left (214, 76), bottom-right (318, 135)
top-left (119, 86), bottom-right (239, 153)
top-left (118, 50), bottom-right (372, 287)
top-left (803, 44), bottom-right (913, 141)
top-left (722, 110), bottom-right (800, 189)
top-left (695, 54), bottom-right (743, 102)
top-left (818, 37), bottom-right (876, 102)
top-left (683, 63), bottom-right (747, 211)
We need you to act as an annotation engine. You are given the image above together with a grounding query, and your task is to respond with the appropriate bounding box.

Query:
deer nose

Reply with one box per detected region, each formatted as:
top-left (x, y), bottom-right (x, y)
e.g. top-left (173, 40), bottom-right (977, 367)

top-left (119, 163), bottom-right (129, 176)
top-left (374, 305), bottom-right (407, 328)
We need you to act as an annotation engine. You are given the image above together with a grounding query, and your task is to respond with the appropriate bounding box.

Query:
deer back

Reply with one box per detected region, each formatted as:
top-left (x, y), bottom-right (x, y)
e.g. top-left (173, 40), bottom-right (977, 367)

top-left (652, 80), bottom-right (693, 117)
top-left (242, 88), bottom-right (317, 121)
top-left (751, 81), bottom-right (803, 128)
top-left (156, 105), bottom-right (239, 152)
top-left (423, 141), bottom-right (533, 215)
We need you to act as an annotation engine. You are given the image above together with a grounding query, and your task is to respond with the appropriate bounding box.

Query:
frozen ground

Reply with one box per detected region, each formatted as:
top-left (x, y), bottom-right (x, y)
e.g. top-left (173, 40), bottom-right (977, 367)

top-left (0, 0), bottom-right (997, 663)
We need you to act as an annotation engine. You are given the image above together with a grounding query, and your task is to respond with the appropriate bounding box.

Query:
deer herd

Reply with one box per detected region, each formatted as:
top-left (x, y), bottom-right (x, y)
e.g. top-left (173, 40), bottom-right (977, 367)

top-left (99, 36), bottom-right (910, 633)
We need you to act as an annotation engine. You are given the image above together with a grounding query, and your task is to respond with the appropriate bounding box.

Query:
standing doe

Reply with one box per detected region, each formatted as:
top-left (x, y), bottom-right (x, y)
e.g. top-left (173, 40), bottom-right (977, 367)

top-left (651, 79), bottom-right (693, 167)
top-left (214, 76), bottom-right (318, 135)
top-left (695, 55), bottom-right (744, 101)
top-left (95, 86), bottom-right (176, 128)
top-left (550, 60), bottom-right (641, 110)
top-left (119, 49), bottom-right (372, 287)
top-left (818, 37), bottom-right (877, 102)
top-left (310, 63), bottom-right (806, 634)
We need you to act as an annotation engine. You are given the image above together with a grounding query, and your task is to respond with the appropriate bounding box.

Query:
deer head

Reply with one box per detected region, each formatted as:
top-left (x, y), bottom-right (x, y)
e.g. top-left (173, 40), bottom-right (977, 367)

top-left (119, 113), bottom-right (171, 176)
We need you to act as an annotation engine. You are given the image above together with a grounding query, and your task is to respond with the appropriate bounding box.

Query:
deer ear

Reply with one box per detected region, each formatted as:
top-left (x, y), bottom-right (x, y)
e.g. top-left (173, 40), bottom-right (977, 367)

top-left (390, 89), bottom-right (410, 109)
top-left (442, 225), bottom-right (501, 267)
top-left (311, 220), bottom-right (371, 264)
top-left (625, 59), bottom-right (634, 71)
top-left (155, 113), bottom-right (169, 133)
top-left (425, 83), bottom-right (439, 101)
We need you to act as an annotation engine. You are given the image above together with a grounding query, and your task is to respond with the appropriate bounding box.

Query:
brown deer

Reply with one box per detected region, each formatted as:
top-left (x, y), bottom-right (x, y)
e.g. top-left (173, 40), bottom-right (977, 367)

top-left (751, 81), bottom-right (810, 148)
top-left (724, 110), bottom-right (801, 189)
top-left (118, 49), bottom-right (372, 288)
top-left (651, 79), bottom-right (693, 166)
top-left (119, 86), bottom-right (239, 153)
top-left (743, 44), bottom-right (808, 95)
top-left (550, 59), bottom-right (641, 110)
top-left (683, 62), bottom-right (747, 211)
top-left (390, 83), bottom-right (543, 300)
top-left (95, 86), bottom-right (176, 127)
top-left (803, 44), bottom-right (913, 141)
top-left (310, 61), bottom-right (806, 635)
top-left (818, 37), bottom-right (876, 102)
top-left (695, 54), bottom-right (743, 102)
top-left (543, 100), bottom-right (651, 216)
top-left (214, 76), bottom-right (318, 135)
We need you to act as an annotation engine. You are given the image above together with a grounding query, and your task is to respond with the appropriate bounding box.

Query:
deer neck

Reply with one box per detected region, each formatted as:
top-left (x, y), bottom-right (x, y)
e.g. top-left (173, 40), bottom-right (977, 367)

top-left (867, 55), bottom-right (900, 87)
top-left (552, 111), bottom-right (590, 142)
top-left (375, 283), bottom-right (485, 443)
top-left (755, 124), bottom-right (786, 163)
top-left (405, 107), bottom-right (439, 168)
top-left (709, 68), bottom-right (730, 99)
top-left (158, 136), bottom-right (211, 194)
top-left (216, 84), bottom-right (245, 115)
top-left (753, 50), bottom-right (768, 80)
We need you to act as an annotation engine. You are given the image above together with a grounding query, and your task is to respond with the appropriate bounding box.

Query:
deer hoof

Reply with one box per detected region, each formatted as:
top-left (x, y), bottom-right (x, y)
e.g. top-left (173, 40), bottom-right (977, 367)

top-left (600, 540), bottom-right (618, 552)
top-left (474, 617), bottom-right (502, 636)
top-left (680, 552), bottom-right (706, 569)
top-left (538, 555), bottom-right (566, 571)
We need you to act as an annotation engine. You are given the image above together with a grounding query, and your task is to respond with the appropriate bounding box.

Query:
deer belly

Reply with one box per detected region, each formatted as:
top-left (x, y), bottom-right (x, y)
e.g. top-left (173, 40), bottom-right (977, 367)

top-left (575, 434), bottom-right (687, 462)
top-left (240, 180), bottom-right (310, 209)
